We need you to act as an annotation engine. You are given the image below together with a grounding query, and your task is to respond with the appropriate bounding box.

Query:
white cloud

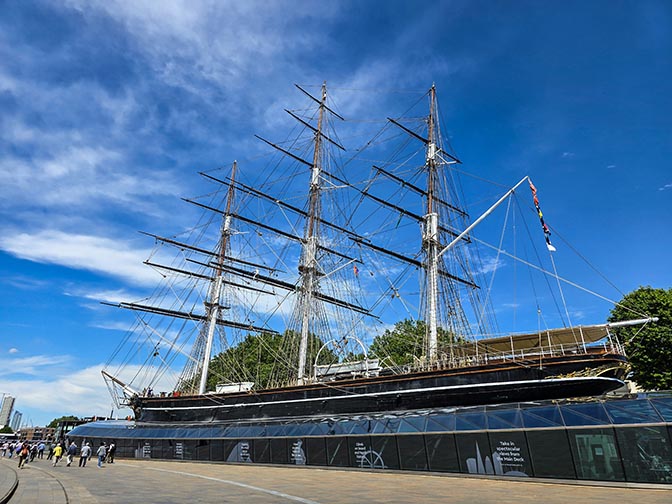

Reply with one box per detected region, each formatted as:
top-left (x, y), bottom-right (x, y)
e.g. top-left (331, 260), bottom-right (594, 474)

top-left (658, 183), bottom-right (672, 191)
top-left (3, 364), bottom-right (124, 423)
top-left (3, 359), bottom-right (180, 425)
top-left (0, 230), bottom-right (159, 286)
top-left (64, 287), bottom-right (144, 304)
top-left (0, 354), bottom-right (72, 377)
top-left (8, 348), bottom-right (19, 354)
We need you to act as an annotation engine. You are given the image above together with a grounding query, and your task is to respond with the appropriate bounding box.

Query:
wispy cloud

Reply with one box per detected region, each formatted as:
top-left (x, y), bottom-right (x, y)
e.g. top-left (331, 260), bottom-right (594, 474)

top-left (0, 354), bottom-right (72, 377)
top-left (561, 151), bottom-right (575, 158)
top-left (0, 230), bottom-right (158, 286)
top-left (658, 183), bottom-right (672, 191)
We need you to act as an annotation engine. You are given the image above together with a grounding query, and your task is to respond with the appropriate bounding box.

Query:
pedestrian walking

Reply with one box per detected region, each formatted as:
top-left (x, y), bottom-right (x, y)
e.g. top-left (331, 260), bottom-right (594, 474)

top-left (30, 443), bottom-right (38, 462)
top-left (18, 444), bottom-right (29, 469)
top-left (7, 442), bottom-right (14, 459)
top-left (37, 441), bottom-right (45, 459)
top-left (79, 442), bottom-right (92, 467)
top-left (66, 441), bottom-right (77, 466)
top-left (96, 442), bottom-right (106, 468)
top-left (1, 442), bottom-right (7, 457)
top-left (52, 443), bottom-right (63, 466)
top-left (47, 442), bottom-right (54, 460)
top-left (107, 442), bottom-right (116, 463)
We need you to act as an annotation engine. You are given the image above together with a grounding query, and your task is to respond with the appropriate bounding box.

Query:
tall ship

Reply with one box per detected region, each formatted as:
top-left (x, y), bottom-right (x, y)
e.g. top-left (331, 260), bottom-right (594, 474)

top-left (102, 83), bottom-right (653, 424)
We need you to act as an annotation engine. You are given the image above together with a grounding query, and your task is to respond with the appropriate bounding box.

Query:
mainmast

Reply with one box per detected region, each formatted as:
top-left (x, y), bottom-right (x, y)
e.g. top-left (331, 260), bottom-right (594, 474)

top-left (197, 161), bottom-right (238, 394)
top-left (424, 86), bottom-right (440, 363)
top-left (297, 82), bottom-right (327, 384)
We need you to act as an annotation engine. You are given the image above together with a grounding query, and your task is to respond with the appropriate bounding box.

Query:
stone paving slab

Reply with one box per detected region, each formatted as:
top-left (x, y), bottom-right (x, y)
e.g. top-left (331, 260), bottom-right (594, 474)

top-left (1, 457), bottom-right (670, 503)
top-left (0, 459), bottom-right (17, 503)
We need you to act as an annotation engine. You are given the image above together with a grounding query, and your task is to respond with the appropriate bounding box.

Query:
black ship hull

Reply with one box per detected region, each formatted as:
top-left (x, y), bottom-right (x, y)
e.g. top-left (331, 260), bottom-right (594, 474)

top-left (133, 351), bottom-right (627, 423)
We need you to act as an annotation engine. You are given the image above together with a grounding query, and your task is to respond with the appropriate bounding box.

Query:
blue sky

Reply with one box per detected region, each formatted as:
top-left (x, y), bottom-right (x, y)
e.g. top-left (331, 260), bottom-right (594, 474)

top-left (0, 0), bottom-right (670, 427)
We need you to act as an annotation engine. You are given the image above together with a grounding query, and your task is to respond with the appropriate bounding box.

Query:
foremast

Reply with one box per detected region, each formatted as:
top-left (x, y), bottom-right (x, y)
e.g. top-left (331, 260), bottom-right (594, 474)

top-left (197, 161), bottom-right (238, 394)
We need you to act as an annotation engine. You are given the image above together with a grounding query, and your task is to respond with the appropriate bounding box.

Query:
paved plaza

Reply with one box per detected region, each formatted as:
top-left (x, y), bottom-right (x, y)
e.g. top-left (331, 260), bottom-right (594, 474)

top-left (1, 456), bottom-right (670, 503)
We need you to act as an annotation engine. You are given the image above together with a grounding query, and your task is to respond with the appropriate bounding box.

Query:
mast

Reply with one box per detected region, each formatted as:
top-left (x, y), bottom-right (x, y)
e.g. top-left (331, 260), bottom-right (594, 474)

top-left (425, 85), bottom-right (440, 363)
top-left (197, 161), bottom-right (238, 395)
top-left (297, 82), bottom-right (327, 384)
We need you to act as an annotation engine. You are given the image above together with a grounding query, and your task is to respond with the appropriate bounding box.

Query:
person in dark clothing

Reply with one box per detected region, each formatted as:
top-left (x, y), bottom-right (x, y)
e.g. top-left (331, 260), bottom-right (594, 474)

top-left (18, 444), bottom-right (29, 468)
top-left (107, 442), bottom-right (116, 463)
top-left (66, 441), bottom-right (77, 466)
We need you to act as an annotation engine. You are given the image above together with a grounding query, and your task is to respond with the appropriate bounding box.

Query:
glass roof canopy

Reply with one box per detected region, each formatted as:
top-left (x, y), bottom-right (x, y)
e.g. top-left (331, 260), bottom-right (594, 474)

top-left (69, 393), bottom-right (672, 440)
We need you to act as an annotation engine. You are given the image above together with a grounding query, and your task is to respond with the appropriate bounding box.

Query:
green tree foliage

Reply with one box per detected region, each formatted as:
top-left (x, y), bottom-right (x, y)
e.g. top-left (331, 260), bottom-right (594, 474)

top-left (206, 330), bottom-right (338, 391)
top-left (0, 425), bottom-right (14, 434)
top-left (370, 319), bottom-right (460, 366)
top-left (608, 286), bottom-right (672, 391)
top-left (47, 415), bottom-right (80, 428)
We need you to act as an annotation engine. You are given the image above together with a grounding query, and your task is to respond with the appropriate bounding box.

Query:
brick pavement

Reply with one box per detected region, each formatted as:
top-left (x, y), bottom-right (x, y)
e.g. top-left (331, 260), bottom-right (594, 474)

top-left (1, 456), bottom-right (670, 503)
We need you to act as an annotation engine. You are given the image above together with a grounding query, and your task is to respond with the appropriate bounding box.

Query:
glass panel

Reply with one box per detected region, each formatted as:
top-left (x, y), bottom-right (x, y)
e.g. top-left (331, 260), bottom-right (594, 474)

top-left (397, 435), bottom-right (428, 471)
top-left (347, 419), bottom-right (375, 435)
top-left (181, 440), bottom-right (196, 460)
top-left (651, 398), bottom-right (672, 422)
top-left (304, 437), bottom-right (327, 466)
top-left (568, 428), bottom-right (625, 481)
top-left (224, 440), bottom-right (252, 462)
top-left (560, 403), bottom-right (610, 426)
top-left (283, 424), bottom-right (305, 437)
top-left (253, 439), bottom-right (270, 464)
top-left (323, 420), bottom-right (346, 436)
top-left (455, 412), bottom-right (487, 431)
top-left (425, 434), bottom-right (459, 472)
top-left (526, 429), bottom-right (576, 479)
top-left (210, 439), bottom-right (224, 461)
top-left (398, 416), bottom-right (427, 433)
top-left (370, 436), bottom-right (399, 470)
top-left (487, 431), bottom-right (532, 476)
top-left (486, 410), bottom-right (523, 430)
top-left (521, 405), bottom-right (564, 428)
top-left (306, 422), bottom-right (329, 436)
top-left (426, 414), bottom-right (456, 432)
top-left (270, 438), bottom-right (288, 464)
top-left (455, 432), bottom-right (492, 474)
top-left (348, 436), bottom-right (371, 468)
top-left (194, 439), bottom-right (210, 461)
top-left (615, 426), bottom-right (672, 483)
top-left (326, 437), bottom-right (349, 467)
top-left (371, 418), bottom-right (396, 434)
top-left (605, 399), bottom-right (664, 424)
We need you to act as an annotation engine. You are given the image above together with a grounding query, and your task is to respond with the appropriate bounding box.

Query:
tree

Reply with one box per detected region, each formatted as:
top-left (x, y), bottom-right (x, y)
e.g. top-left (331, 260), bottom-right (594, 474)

top-left (0, 426), bottom-right (13, 434)
top-left (370, 319), bottom-right (460, 366)
top-left (205, 330), bottom-right (338, 391)
top-left (608, 286), bottom-right (672, 391)
top-left (47, 415), bottom-right (80, 428)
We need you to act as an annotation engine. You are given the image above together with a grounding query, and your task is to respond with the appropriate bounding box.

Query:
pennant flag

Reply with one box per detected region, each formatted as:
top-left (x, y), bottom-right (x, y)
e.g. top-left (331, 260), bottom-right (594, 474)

top-left (529, 180), bottom-right (556, 252)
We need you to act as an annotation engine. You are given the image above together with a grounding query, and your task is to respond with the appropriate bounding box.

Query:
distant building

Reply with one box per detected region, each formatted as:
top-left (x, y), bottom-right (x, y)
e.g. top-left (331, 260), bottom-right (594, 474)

top-left (0, 396), bottom-right (15, 427)
top-left (10, 411), bottom-right (22, 431)
top-left (19, 426), bottom-right (55, 442)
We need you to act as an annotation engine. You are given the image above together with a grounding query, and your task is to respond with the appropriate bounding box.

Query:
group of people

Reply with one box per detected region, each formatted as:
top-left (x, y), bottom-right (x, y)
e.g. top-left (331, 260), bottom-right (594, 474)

top-left (1, 440), bottom-right (116, 469)
top-left (1, 440), bottom-right (45, 468)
